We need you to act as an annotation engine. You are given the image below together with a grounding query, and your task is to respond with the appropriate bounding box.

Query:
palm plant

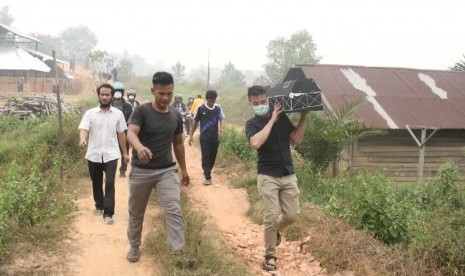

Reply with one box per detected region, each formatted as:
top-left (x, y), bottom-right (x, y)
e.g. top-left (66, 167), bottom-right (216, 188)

top-left (295, 100), bottom-right (385, 173)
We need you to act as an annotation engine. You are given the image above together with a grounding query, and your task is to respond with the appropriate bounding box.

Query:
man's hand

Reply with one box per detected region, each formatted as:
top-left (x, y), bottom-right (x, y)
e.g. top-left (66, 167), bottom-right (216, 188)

top-left (180, 170), bottom-right (190, 187)
top-left (270, 103), bottom-right (283, 124)
top-left (79, 139), bottom-right (87, 149)
top-left (123, 154), bottom-right (130, 166)
top-left (137, 147), bottom-right (153, 163)
top-left (188, 135), bottom-right (194, 146)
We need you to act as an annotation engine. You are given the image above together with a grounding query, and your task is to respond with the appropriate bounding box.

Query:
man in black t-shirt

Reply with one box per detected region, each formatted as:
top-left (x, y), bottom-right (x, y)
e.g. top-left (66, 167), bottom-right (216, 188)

top-left (188, 90), bottom-right (225, 185)
top-left (125, 72), bottom-right (190, 263)
top-left (245, 85), bottom-right (308, 272)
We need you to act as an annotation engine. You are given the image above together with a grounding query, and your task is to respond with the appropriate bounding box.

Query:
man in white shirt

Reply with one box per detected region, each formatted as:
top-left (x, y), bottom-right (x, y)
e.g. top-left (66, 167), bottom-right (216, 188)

top-left (78, 83), bottom-right (130, 225)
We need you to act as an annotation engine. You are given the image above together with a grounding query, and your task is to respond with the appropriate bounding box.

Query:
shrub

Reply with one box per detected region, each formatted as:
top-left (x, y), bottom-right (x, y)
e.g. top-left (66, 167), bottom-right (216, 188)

top-left (220, 127), bottom-right (256, 162)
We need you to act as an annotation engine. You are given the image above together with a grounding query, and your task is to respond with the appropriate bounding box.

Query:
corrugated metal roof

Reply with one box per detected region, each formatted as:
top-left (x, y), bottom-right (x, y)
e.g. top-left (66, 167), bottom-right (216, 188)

top-left (0, 45), bottom-right (51, 72)
top-left (0, 23), bottom-right (42, 43)
top-left (288, 64), bottom-right (465, 130)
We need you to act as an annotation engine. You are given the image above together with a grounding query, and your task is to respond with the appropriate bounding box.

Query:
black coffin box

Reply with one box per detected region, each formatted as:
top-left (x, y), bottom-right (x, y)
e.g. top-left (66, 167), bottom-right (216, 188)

top-left (265, 79), bottom-right (323, 113)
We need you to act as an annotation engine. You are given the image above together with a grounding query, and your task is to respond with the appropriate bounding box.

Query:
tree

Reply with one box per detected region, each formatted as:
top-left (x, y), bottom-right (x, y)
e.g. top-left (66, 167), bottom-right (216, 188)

top-left (115, 58), bottom-right (134, 82)
top-left (216, 62), bottom-right (246, 88)
top-left (32, 33), bottom-right (63, 58)
top-left (264, 30), bottom-right (321, 84)
top-left (450, 55), bottom-right (465, 71)
top-left (88, 50), bottom-right (116, 82)
top-left (59, 25), bottom-right (98, 65)
top-left (0, 6), bottom-right (14, 25)
top-left (172, 62), bottom-right (186, 81)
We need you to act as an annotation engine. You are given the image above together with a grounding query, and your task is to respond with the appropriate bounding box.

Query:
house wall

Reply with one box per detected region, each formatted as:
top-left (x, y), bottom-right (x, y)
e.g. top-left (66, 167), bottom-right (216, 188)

top-left (347, 130), bottom-right (465, 182)
top-left (0, 73), bottom-right (55, 93)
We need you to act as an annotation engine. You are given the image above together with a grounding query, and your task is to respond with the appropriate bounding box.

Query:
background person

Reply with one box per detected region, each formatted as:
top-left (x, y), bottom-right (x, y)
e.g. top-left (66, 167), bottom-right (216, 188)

top-left (126, 89), bottom-right (140, 110)
top-left (111, 82), bottom-right (133, 177)
top-left (78, 83), bottom-right (130, 225)
top-left (244, 85), bottom-right (308, 272)
top-left (188, 90), bottom-right (225, 185)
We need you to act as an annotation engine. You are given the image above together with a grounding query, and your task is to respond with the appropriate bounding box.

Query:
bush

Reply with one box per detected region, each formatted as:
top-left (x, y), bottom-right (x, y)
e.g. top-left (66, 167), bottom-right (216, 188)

top-left (219, 127), bottom-right (256, 162)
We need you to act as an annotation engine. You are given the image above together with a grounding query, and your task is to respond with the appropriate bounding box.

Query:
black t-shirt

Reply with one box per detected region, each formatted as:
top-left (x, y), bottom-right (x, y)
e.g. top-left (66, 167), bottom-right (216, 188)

top-left (245, 113), bottom-right (296, 177)
top-left (194, 103), bottom-right (225, 142)
top-left (128, 103), bottom-right (183, 169)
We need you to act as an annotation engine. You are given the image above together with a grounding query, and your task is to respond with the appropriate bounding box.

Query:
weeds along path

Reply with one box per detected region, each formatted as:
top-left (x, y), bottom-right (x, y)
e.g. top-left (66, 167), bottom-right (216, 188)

top-left (184, 141), bottom-right (328, 276)
top-left (67, 169), bottom-right (159, 275)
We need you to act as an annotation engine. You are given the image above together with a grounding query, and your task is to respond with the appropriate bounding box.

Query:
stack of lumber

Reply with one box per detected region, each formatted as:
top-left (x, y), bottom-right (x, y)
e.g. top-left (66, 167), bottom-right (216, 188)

top-left (0, 94), bottom-right (79, 118)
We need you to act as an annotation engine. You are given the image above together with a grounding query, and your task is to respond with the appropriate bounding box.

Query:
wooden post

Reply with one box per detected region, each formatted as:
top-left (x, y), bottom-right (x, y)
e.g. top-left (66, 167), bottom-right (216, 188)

top-left (52, 50), bottom-right (64, 180)
top-left (417, 128), bottom-right (426, 181)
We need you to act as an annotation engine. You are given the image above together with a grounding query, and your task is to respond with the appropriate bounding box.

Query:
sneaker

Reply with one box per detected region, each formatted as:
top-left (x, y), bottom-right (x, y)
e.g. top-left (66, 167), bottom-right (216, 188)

top-left (104, 216), bottom-right (114, 225)
top-left (93, 209), bottom-right (103, 216)
top-left (202, 179), bottom-right (212, 185)
top-left (126, 247), bottom-right (140, 262)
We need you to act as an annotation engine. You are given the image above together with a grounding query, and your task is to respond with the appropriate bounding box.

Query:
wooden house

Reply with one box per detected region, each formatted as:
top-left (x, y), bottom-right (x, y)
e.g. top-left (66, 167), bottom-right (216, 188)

top-left (284, 64), bottom-right (465, 182)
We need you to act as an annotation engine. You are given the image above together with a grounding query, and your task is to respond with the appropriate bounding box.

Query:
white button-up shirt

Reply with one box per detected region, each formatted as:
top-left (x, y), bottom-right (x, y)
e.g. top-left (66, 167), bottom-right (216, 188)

top-left (78, 106), bottom-right (128, 163)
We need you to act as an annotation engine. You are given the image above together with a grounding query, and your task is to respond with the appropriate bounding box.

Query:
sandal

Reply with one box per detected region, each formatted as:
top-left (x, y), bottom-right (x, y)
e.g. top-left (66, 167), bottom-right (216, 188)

top-left (260, 255), bottom-right (277, 271)
top-left (276, 231), bottom-right (281, 247)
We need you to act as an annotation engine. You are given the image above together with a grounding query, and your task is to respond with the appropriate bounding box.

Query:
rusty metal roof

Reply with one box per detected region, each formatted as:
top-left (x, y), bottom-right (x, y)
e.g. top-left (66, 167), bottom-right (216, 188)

top-left (286, 64), bottom-right (465, 130)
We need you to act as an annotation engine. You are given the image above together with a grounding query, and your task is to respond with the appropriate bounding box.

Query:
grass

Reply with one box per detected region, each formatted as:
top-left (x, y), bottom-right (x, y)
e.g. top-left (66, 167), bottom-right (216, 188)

top-left (145, 194), bottom-right (254, 275)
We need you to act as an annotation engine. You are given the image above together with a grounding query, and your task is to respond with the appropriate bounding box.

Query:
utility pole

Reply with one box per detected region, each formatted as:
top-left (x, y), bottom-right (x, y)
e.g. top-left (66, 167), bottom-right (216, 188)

top-left (53, 50), bottom-right (64, 180)
top-left (206, 48), bottom-right (210, 90)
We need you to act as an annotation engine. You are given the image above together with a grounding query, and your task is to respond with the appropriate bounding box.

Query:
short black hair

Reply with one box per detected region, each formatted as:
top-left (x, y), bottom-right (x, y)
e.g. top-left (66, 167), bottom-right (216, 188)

top-left (247, 85), bottom-right (266, 100)
top-left (205, 90), bottom-right (217, 100)
top-left (96, 83), bottom-right (115, 96)
top-left (152, 72), bottom-right (174, 86)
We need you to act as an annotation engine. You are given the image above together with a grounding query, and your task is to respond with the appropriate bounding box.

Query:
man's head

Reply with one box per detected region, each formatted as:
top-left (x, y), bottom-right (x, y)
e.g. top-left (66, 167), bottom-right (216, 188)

top-left (112, 82), bottom-right (125, 99)
top-left (174, 94), bottom-right (183, 103)
top-left (247, 85), bottom-right (269, 116)
top-left (127, 90), bottom-right (137, 100)
top-left (96, 83), bottom-right (115, 108)
top-left (151, 72), bottom-right (174, 111)
top-left (205, 90), bottom-right (217, 108)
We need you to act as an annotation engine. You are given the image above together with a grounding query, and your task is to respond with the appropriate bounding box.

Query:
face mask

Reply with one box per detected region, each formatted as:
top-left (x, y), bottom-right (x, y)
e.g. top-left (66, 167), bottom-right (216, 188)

top-left (128, 95), bottom-right (135, 100)
top-left (252, 104), bottom-right (269, 116)
top-left (114, 91), bottom-right (122, 99)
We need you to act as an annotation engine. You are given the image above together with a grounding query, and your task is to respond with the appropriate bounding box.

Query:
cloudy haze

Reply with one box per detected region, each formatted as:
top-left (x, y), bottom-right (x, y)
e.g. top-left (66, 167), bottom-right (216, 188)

top-left (3, 0), bottom-right (465, 72)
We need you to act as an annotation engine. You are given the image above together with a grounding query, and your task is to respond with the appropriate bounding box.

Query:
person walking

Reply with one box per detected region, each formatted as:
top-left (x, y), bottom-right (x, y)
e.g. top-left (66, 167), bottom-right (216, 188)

top-left (244, 85), bottom-right (308, 272)
top-left (126, 89), bottom-right (140, 109)
top-left (78, 83), bottom-right (130, 225)
top-left (126, 72), bottom-right (190, 262)
top-left (188, 90), bottom-right (225, 185)
top-left (111, 82), bottom-right (133, 177)
top-left (189, 94), bottom-right (204, 117)
top-left (171, 94), bottom-right (193, 136)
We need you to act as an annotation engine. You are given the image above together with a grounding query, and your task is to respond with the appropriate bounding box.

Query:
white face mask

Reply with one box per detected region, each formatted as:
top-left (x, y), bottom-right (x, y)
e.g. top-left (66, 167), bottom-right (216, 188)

top-left (114, 91), bottom-right (122, 99)
top-left (128, 95), bottom-right (135, 100)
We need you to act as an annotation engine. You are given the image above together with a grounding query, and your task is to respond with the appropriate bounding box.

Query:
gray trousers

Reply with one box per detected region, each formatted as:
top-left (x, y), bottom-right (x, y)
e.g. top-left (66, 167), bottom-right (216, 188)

top-left (127, 166), bottom-right (185, 251)
top-left (257, 174), bottom-right (300, 257)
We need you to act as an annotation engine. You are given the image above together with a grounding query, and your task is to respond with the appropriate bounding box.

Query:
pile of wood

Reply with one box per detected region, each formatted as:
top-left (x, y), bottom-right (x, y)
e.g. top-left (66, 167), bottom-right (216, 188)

top-left (0, 94), bottom-right (79, 118)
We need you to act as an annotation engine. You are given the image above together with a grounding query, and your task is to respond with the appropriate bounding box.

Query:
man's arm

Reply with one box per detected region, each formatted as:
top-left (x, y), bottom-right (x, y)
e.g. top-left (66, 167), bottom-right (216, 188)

top-left (219, 119), bottom-right (225, 139)
top-left (127, 124), bottom-right (152, 163)
top-left (249, 104), bottom-right (282, 149)
top-left (188, 120), bottom-right (198, 146)
top-left (173, 133), bottom-right (190, 186)
top-left (289, 111), bottom-right (309, 146)
top-left (117, 131), bottom-right (130, 164)
top-left (79, 129), bottom-right (89, 148)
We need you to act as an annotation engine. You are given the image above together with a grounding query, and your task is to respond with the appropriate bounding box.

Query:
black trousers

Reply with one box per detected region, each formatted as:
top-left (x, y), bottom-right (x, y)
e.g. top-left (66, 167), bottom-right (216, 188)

top-left (88, 159), bottom-right (118, 217)
top-left (200, 138), bottom-right (219, 180)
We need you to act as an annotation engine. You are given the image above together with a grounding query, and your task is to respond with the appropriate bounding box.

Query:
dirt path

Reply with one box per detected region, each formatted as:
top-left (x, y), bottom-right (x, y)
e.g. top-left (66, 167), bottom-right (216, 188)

top-left (67, 167), bottom-right (159, 275)
top-left (67, 139), bottom-right (327, 275)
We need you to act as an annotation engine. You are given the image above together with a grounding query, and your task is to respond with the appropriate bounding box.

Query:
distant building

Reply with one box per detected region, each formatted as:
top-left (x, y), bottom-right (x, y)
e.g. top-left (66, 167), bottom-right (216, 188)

top-left (0, 23), bottom-right (73, 94)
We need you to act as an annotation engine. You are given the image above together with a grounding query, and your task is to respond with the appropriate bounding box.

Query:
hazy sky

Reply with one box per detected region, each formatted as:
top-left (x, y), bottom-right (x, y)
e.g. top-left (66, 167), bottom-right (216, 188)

top-left (3, 0), bottom-right (465, 72)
